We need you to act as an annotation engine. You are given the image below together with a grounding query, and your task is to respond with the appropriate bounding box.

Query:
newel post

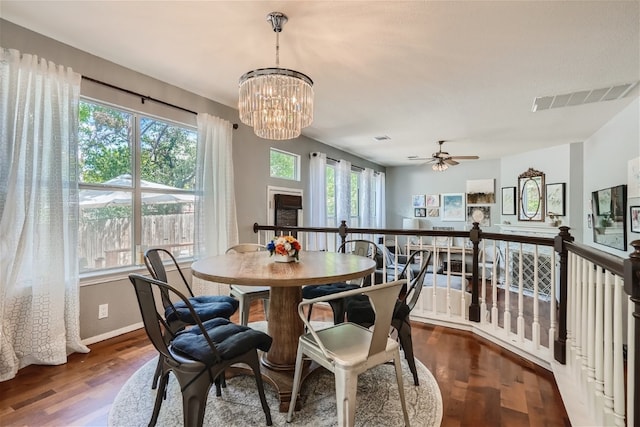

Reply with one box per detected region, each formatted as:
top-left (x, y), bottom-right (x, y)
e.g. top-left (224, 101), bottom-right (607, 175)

top-left (468, 222), bottom-right (481, 322)
top-left (338, 220), bottom-right (348, 248)
top-left (623, 240), bottom-right (640, 426)
top-left (554, 226), bottom-right (573, 364)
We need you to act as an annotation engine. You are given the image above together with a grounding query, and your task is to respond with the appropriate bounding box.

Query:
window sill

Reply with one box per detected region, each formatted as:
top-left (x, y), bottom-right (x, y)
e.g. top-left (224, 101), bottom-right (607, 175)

top-left (79, 259), bottom-right (193, 287)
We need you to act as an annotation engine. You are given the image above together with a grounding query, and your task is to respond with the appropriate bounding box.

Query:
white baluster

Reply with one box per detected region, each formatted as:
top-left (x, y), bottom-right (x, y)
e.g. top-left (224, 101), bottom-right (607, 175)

top-left (491, 241), bottom-right (499, 329)
top-left (603, 271), bottom-right (614, 418)
top-left (612, 276), bottom-right (625, 426)
top-left (504, 242), bottom-right (511, 336)
top-left (627, 296), bottom-right (635, 427)
top-left (517, 243), bottom-right (525, 342)
top-left (594, 266), bottom-right (605, 418)
top-left (532, 245), bottom-right (540, 349)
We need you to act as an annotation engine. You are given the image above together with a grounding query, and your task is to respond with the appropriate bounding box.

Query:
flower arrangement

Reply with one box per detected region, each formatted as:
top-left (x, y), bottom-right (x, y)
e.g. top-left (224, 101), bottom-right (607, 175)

top-left (267, 235), bottom-right (301, 260)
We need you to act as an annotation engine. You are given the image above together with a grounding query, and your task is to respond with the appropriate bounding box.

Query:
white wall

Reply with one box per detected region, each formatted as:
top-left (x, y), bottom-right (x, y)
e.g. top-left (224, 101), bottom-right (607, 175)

top-left (500, 143), bottom-right (576, 232)
top-left (582, 98), bottom-right (640, 257)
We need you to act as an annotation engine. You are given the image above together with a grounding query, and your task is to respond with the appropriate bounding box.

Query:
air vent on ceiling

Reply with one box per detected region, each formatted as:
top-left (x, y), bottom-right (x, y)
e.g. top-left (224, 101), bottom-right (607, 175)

top-left (373, 135), bottom-right (391, 142)
top-left (532, 82), bottom-right (638, 112)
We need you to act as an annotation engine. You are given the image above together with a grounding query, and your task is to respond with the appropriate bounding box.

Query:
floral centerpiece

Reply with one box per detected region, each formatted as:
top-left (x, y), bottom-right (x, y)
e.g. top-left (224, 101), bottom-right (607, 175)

top-left (267, 236), bottom-right (301, 262)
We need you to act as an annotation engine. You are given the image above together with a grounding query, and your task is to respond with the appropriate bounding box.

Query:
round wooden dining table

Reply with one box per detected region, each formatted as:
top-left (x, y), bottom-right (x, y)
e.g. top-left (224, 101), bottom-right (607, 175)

top-left (191, 250), bottom-right (376, 411)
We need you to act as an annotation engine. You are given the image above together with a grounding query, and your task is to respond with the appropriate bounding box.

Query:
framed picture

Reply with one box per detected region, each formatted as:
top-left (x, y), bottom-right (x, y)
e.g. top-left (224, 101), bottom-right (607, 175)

top-left (591, 185), bottom-right (627, 251)
top-left (546, 183), bottom-right (566, 216)
top-left (441, 193), bottom-right (465, 221)
top-left (427, 208), bottom-right (440, 217)
top-left (631, 206), bottom-right (640, 233)
top-left (426, 194), bottom-right (440, 207)
top-left (414, 207), bottom-right (426, 217)
top-left (412, 194), bottom-right (426, 208)
top-left (467, 206), bottom-right (491, 227)
top-left (466, 179), bottom-right (495, 204)
top-left (501, 187), bottom-right (516, 215)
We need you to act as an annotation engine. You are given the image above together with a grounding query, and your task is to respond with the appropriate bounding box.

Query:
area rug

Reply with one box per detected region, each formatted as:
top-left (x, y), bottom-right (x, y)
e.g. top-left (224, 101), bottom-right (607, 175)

top-left (109, 322), bottom-right (443, 427)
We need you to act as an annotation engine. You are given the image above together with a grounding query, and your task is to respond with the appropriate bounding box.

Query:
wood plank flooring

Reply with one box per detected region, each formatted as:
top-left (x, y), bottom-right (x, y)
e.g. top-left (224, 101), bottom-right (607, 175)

top-left (0, 303), bottom-right (570, 426)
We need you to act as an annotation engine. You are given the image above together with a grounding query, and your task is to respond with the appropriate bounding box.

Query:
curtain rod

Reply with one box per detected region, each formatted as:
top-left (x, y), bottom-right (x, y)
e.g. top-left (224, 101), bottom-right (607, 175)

top-left (81, 75), bottom-right (238, 129)
top-left (312, 152), bottom-right (375, 173)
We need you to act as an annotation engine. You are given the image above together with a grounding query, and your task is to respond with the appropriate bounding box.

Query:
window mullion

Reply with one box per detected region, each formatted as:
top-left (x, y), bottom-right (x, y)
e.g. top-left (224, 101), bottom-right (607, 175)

top-left (133, 113), bottom-right (142, 264)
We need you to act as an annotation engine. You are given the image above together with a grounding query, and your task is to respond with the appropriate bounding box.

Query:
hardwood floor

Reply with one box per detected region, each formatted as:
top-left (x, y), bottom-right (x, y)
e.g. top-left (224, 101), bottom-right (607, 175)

top-left (0, 303), bottom-right (570, 426)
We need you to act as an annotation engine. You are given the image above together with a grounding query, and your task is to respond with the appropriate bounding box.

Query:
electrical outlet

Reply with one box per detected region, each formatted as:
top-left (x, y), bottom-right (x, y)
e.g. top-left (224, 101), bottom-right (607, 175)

top-left (98, 303), bottom-right (109, 319)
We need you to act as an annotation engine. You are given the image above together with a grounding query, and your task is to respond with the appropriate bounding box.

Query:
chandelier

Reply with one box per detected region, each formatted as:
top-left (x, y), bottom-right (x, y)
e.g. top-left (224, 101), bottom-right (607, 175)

top-left (432, 161), bottom-right (449, 172)
top-left (238, 12), bottom-right (314, 140)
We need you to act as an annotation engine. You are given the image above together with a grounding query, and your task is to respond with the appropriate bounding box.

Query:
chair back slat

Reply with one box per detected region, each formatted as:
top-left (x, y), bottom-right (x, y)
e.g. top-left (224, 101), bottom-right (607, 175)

top-left (144, 248), bottom-right (194, 301)
top-left (365, 280), bottom-right (403, 357)
top-left (128, 273), bottom-right (222, 362)
top-left (401, 249), bottom-right (433, 312)
top-left (226, 244), bottom-right (266, 254)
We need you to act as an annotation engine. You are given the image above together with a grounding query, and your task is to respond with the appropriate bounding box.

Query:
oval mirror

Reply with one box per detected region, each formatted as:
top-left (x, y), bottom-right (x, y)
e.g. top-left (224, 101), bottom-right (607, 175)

top-left (518, 168), bottom-right (545, 221)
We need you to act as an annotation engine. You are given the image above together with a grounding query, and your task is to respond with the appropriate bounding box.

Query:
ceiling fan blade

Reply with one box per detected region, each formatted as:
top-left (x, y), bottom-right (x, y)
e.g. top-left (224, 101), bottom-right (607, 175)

top-left (450, 155), bottom-right (479, 160)
top-left (444, 159), bottom-right (459, 166)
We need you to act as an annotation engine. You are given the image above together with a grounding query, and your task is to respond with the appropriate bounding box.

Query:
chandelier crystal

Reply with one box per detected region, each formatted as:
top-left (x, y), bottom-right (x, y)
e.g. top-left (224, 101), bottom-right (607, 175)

top-left (432, 162), bottom-right (449, 172)
top-left (239, 12), bottom-right (314, 140)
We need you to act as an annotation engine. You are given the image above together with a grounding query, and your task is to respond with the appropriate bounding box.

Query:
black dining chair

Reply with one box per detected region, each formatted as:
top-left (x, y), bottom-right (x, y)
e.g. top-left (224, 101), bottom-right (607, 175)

top-left (144, 248), bottom-right (239, 388)
top-left (301, 239), bottom-right (378, 324)
top-left (345, 249), bottom-right (432, 386)
top-left (128, 274), bottom-right (273, 427)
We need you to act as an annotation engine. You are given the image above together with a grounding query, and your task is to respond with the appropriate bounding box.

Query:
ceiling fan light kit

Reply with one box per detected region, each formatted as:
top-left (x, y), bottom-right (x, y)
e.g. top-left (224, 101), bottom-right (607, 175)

top-left (238, 12), bottom-right (314, 140)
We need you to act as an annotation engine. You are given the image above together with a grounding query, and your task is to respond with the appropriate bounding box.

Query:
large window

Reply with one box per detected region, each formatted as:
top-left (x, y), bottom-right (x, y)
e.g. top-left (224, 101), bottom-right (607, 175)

top-left (78, 100), bottom-right (196, 272)
top-left (270, 148), bottom-right (300, 181)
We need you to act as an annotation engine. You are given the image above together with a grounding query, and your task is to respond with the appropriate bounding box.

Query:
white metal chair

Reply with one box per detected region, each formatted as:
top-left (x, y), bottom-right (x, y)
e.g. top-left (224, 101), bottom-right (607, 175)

top-left (287, 279), bottom-right (410, 427)
top-left (226, 244), bottom-right (270, 325)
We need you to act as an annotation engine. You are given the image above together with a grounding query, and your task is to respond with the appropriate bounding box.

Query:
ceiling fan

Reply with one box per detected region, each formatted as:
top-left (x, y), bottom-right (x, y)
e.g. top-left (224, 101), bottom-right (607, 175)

top-left (408, 140), bottom-right (479, 171)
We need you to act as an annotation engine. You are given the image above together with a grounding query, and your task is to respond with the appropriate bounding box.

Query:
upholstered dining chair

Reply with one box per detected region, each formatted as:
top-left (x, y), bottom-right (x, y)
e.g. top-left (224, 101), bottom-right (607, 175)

top-left (225, 244), bottom-right (270, 326)
top-left (143, 248), bottom-right (239, 388)
top-left (301, 239), bottom-right (378, 324)
top-left (128, 274), bottom-right (273, 427)
top-left (345, 249), bottom-right (432, 386)
top-left (287, 279), bottom-right (410, 427)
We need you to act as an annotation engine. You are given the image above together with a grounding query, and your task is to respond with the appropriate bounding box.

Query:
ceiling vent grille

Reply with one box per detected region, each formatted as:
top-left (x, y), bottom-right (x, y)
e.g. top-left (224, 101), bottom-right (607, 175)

top-left (532, 82), bottom-right (638, 112)
top-left (373, 135), bottom-right (391, 142)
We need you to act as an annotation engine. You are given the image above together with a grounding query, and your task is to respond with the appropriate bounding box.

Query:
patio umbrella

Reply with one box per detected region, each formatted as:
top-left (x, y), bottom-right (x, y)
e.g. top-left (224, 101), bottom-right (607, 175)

top-left (79, 174), bottom-right (194, 208)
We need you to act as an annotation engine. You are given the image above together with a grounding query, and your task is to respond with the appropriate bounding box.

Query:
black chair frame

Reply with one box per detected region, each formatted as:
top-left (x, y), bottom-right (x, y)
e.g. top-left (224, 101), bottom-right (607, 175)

top-left (129, 274), bottom-right (272, 427)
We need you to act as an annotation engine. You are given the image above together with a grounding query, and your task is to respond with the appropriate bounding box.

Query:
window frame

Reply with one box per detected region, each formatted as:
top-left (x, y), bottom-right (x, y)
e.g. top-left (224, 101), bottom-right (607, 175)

top-left (78, 96), bottom-right (197, 279)
top-left (269, 147), bottom-right (300, 181)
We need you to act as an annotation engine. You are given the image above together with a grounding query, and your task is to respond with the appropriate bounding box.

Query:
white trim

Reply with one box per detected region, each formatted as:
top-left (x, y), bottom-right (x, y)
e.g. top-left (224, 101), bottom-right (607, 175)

top-left (266, 185), bottom-right (304, 227)
top-left (81, 322), bottom-right (143, 346)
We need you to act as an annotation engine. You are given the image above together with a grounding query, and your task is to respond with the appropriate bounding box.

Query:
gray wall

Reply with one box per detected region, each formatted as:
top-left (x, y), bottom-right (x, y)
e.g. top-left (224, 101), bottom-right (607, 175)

top-left (386, 158), bottom-right (502, 233)
top-left (1, 19), bottom-right (384, 340)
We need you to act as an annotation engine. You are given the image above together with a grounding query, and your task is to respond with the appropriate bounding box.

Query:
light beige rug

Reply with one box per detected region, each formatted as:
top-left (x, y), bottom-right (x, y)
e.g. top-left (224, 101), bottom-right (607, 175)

top-left (109, 322), bottom-right (443, 427)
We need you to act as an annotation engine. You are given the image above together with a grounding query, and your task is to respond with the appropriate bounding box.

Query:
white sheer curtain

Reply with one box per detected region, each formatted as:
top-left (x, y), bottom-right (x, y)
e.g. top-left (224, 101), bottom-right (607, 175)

top-left (308, 152), bottom-right (327, 250)
top-left (194, 113), bottom-right (238, 261)
top-left (359, 168), bottom-right (375, 228)
top-left (0, 48), bottom-right (88, 382)
top-left (375, 171), bottom-right (386, 229)
top-left (335, 159), bottom-right (352, 227)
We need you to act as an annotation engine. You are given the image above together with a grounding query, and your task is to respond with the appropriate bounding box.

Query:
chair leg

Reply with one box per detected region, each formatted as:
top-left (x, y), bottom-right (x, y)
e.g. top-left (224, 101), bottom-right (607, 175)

top-left (393, 350), bottom-right (411, 427)
top-left (149, 369), bottom-right (170, 427)
top-left (177, 372), bottom-right (212, 427)
top-left (334, 367), bottom-right (358, 427)
top-left (238, 295), bottom-right (249, 326)
top-left (328, 299), bottom-right (346, 324)
top-left (151, 356), bottom-right (163, 389)
top-left (286, 344), bottom-right (305, 423)
top-left (247, 350), bottom-right (273, 426)
top-left (397, 320), bottom-right (419, 386)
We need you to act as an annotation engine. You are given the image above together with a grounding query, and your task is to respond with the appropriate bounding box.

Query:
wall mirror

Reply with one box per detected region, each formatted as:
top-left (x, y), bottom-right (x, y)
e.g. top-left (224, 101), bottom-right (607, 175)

top-left (518, 168), bottom-right (545, 221)
top-left (591, 184), bottom-right (627, 251)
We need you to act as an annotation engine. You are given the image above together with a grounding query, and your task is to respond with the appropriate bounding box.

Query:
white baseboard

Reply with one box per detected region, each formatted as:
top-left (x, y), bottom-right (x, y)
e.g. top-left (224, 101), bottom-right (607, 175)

top-left (81, 322), bottom-right (144, 346)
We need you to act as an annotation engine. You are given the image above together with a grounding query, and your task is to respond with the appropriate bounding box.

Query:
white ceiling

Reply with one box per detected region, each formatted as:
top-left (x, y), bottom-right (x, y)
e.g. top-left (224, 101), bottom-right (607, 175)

top-left (2, 1), bottom-right (639, 166)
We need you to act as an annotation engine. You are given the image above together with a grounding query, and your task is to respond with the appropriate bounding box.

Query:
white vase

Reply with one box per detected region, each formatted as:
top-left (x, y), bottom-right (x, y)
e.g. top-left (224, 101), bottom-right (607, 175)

top-left (273, 254), bottom-right (296, 263)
